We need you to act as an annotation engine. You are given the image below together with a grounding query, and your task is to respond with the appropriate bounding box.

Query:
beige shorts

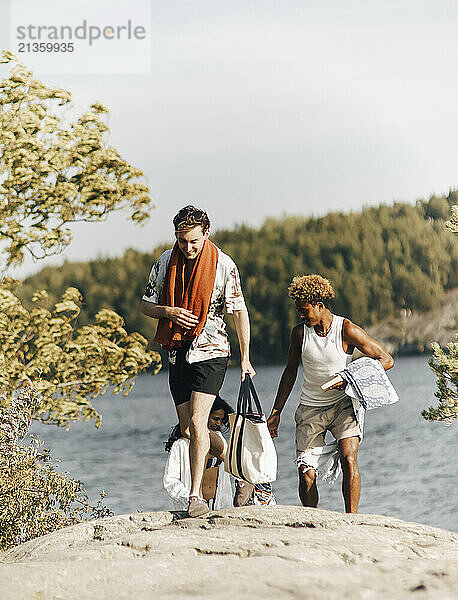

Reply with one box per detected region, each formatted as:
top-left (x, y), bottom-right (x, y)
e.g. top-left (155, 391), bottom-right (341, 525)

top-left (295, 397), bottom-right (360, 455)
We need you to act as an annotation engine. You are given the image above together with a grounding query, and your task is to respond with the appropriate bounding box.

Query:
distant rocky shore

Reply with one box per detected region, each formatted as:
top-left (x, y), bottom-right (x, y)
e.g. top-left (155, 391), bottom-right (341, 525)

top-left (367, 288), bottom-right (457, 355)
top-left (1, 506), bottom-right (457, 599)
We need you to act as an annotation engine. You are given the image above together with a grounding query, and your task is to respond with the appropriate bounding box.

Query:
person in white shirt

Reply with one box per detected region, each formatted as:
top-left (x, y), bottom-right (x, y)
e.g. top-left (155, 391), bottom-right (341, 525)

top-left (163, 396), bottom-right (233, 511)
top-left (267, 274), bottom-right (394, 513)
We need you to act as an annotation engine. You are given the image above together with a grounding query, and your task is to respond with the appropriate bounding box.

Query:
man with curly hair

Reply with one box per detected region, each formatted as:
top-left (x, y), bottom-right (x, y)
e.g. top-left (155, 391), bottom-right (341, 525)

top-left (141, 205), bottom-right (255, 516)
top-left (267, 274), bottom-right (394, 513)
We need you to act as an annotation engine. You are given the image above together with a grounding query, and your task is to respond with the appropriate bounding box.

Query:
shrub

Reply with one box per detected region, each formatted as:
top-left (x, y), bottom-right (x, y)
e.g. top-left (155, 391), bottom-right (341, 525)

top-left (0, 382), bottom-right (112, 551)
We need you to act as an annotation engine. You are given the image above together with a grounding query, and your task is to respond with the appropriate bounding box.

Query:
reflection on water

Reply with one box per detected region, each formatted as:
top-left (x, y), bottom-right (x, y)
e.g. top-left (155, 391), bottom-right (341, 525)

top-left (31, 356), bottom-right (457, 531)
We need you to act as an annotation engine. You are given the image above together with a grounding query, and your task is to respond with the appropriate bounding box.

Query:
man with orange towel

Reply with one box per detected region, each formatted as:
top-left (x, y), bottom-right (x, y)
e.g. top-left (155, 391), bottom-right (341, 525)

top-left (141, 205), bottom-right (255, 516)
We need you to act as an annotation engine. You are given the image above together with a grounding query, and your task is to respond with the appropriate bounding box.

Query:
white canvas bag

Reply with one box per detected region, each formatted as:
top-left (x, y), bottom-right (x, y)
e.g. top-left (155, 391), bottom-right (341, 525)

top-left (225, 377), bottom-right (277, 484)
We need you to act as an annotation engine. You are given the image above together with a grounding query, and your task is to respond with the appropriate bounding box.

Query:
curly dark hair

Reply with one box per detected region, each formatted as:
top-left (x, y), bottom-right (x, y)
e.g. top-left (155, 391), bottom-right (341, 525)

top-left (173, 205), bottom-right (210, 233)
top-left (288, 274), bottom-right (335, 306)
top-left (164, 395), bottom-right (234, 452)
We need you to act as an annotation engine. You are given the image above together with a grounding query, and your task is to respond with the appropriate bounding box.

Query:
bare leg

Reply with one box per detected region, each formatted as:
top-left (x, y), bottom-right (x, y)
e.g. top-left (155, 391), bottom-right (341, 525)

top-left (176, 402), bottom-right (190, 437)
top-left (338, 436), bottom-right (360, 513)
top-left (189, 391), bottom-right (215, 498)
top-left (298, 466), bottom-right (319, 507)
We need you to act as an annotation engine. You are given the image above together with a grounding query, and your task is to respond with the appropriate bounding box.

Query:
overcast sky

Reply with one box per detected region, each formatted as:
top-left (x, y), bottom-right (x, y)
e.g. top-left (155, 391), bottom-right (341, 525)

top-left (1, 0), bottom-right (457, 279)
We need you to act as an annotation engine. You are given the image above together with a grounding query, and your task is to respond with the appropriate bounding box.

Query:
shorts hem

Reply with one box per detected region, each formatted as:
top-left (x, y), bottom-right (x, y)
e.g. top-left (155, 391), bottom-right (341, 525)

top-left (295, 446), bottom-right (323, 457)
top-left (189, 386), bottom-right (222, 396)
top-left (169, 351), bottom-right (228, 407)
top-left (334, 430), bottom-right (361, 442)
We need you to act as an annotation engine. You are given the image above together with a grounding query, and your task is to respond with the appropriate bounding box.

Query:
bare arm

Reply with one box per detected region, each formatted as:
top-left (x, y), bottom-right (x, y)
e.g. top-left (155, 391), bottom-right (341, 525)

top-left (343, 319), bottom-right (394, 371)
top-left (232, 309), bottom-right (256, 379)
top-left (140, 299), bottom-right (199, 329)
top-left (267, 324), bottom-right (303, 438)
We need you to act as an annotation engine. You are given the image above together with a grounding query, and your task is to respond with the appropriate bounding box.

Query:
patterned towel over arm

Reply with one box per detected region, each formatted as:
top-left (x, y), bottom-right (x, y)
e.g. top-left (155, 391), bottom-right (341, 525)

top-left (339, 357), bottom-right (399, 410)
top-left (296, 358), bottom-right (398, 485)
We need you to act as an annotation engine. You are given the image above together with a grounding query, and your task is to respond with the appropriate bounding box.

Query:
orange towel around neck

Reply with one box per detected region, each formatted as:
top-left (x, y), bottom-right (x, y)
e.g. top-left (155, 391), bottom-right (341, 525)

top-left (153, 239), bottom-right (218, 349)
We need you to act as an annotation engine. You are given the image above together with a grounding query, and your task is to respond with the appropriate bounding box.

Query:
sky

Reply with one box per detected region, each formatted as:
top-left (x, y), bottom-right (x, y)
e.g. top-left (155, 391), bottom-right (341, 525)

top-left (1, 0), bottom-right (457, 279)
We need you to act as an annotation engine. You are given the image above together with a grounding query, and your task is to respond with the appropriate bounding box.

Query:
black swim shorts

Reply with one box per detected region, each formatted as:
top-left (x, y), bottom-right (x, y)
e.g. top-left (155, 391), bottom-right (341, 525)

top-left (168, 344), bottom-right (229, 406)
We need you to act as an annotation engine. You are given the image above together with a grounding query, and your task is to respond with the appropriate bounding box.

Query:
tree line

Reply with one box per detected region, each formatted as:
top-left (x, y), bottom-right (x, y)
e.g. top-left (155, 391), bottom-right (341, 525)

top-left (20, 191), bottom-right (458, 365)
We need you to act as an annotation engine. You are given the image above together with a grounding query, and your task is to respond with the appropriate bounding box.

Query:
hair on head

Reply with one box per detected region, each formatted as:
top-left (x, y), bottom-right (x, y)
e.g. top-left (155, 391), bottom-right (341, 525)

top-left (288, 274), bottom-right (335, 306)
top-left (173, 205), bottom-right (210, 233)
top-left (211, 395), bottom-right (234, 429)
top-left (164, 424), bottom-right (182, 452)
top-left (164, 395), bottom-right (234, 451)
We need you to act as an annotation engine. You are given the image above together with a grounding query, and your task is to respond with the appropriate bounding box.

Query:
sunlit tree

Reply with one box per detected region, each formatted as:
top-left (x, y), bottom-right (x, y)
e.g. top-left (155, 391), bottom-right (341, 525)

top-left (0, 50), bottom-right (152, 270)
top-left (422, 341), bottom-right (458, 424)
top-left (0, 51), bottom-right (160, 550)
top-left (0, 51), bottom-right (161, 424)
top-left (422, 204), bottom-right (458, 424)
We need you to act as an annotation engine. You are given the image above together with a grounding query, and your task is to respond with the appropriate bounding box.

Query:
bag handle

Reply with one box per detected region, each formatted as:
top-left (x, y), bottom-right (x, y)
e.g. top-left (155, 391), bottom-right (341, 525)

top-left (236, 377), bottom-right (263, 417)
top-left (247, 376), bottom-right (263, 416)
top-left (235, 377), bottom-right (247, 416)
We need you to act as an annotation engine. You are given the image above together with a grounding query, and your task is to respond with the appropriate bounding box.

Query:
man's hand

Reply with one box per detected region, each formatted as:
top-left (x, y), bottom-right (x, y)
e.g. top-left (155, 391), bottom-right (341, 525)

top-left (241, 358), bottom-right (256, 381)
top-left (329, 380), bottom-right (347, 391)
top-left (141, 301), bottom-right (199, 330)
top-left (320, 374), bottom-right (346, 392)
top-left (168, 307), bottom-right (199, 329)
top-left (267, 411), bottom-right (280, 438)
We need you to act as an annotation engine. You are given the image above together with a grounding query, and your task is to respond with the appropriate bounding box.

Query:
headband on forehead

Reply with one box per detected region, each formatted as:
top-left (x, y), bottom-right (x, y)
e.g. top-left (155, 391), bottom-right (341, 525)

top-left (173, 205), bottom-right (210, 231)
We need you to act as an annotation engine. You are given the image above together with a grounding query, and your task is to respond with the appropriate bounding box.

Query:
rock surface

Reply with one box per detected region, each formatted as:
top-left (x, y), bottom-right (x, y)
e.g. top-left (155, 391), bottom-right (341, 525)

top-left (1, 506), bottom-right (457, 600)
top-left (367, 287), bottom-right (457, 355)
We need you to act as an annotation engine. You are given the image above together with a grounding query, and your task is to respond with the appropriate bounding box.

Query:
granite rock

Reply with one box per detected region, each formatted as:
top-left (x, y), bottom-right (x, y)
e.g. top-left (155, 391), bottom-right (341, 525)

top-left (1, 506), bottom-right (457, 600)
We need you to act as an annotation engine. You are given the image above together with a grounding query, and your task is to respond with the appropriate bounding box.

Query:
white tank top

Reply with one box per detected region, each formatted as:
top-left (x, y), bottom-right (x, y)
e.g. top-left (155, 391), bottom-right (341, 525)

top-left (300, 314), bottom-right (352, 407)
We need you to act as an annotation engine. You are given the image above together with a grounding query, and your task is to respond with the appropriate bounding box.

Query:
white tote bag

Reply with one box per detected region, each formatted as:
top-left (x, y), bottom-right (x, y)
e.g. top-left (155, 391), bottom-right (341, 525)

top-left (225, 377), bottom-right (277, 484)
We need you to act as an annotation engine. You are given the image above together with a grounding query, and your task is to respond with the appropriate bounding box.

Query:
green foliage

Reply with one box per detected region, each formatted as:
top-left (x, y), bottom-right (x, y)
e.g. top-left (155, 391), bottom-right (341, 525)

top-left (0, 277), bottom-right (161, 427)
top-left (445, 205), bottom-right (458, 234)
top-left (422, 204), bottom-right (458, 424)
top-left (0, 51), bottom-right (153, 270)
top-left (0, 383), bottom-right (112, 551)
top-left (417, 195), bottom-right (452, 221)
top-left (0, 55), bottom-right (161, 549)
top-left (21, 248), bottom-right (164, 349)
top-left (422, 341), bottom-right (458, 424)
top-left (21, 192), bottom-right (458, 365)
top-left (0, 53), bottom-right (161, 427)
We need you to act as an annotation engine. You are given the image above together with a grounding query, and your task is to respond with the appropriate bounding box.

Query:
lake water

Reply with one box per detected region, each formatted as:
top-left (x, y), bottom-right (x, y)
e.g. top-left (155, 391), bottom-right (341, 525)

top-left (31, 356), bottom-right (457, 531)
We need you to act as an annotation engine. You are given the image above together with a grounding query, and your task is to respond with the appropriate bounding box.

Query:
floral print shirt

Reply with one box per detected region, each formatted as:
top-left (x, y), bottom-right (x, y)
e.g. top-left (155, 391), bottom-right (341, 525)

top-left (142, 245), bottom-right (247, 363)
